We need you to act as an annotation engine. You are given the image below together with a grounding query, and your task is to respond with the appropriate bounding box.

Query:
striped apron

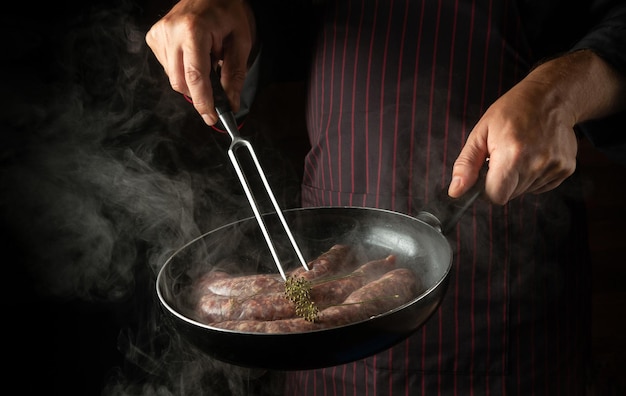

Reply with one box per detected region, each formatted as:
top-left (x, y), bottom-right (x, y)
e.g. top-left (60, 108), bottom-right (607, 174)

top-left (285, 0), bottom-right (591, 394)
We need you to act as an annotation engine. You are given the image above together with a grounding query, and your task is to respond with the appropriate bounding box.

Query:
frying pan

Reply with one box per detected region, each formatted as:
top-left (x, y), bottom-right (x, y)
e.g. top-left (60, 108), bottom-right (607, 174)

top-left (156, 169), bottom-right (486, 370)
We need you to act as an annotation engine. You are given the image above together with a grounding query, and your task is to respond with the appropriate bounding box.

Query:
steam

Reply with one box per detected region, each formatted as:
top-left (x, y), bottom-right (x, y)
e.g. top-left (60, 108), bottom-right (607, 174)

top-left (1, 1), bottom-right (287, 395)
top-left (2, 3), bottom-right (204, 301)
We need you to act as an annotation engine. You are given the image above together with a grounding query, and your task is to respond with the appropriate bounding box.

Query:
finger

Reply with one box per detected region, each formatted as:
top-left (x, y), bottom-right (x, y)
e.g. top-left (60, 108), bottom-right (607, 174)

top-left (168, 48), bottom-right (189, 96)
top-left (482, 152), bottom-right (522, 205)
top-left (529, 178), bottom-right (566, 195)
top-left (146, 26), bottom-right (187, 94)
top-left (448, 128), bottom-right (489, 198)
top-left (513, 158), bottom-right (575, 197)
top-left (145, 28), bottom-right (166, 72)
top-left (525, 169), bottom-right (571, 195)
top-left (220, 37), bottom-right (252, 113)
top-left (183, 34), bottom-right (218, 125)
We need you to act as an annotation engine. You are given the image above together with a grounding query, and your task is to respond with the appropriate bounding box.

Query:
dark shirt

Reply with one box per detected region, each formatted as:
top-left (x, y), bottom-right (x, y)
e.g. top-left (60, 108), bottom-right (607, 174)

top-left (253, 0), bottom-right (626, 162)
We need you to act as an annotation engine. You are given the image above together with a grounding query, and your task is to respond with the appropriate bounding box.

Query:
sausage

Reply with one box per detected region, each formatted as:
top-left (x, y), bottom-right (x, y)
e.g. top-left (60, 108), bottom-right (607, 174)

top-left (190, 246), bottom-right (421, 333)
top-left (193, 245), bottom-right (359, 322)
top-left (309, 255), bottom-right (397, 307)
top-left (191, 270), bottom-right (231, 294)
top-left (196, 292), bottom-right (296, 323)
top-left (198, 244), bottom-right (358, 299)
top-left (316, 268), bottom-right (421, 326)
top-left (186, 270), bottom-right (232, 308)
top-left (205, 273), bottom-right (284, 297)
top-left (289, 244), bottom-right (359, 281)
top-left (209, 265), bottom-right (419, 333)
top-left (211, 318), bottom-right (323, 333)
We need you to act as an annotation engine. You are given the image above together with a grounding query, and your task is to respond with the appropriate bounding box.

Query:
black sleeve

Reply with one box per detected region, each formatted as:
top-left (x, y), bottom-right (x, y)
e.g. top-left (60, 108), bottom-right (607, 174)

top-left (571, 1), bottom-right (626, 74)
top-left (570, 1), bottom-right (626, 166)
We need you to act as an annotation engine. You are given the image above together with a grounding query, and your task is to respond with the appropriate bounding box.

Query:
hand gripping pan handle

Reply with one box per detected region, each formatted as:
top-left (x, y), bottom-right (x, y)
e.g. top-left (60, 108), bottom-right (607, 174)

top-left (417, 160), bottom-right (489, 234)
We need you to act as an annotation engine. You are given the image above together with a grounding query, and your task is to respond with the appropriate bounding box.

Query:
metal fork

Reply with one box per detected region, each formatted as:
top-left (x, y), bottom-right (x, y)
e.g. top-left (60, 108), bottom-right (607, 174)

top-left (209, 67), bottom-right (308, 279)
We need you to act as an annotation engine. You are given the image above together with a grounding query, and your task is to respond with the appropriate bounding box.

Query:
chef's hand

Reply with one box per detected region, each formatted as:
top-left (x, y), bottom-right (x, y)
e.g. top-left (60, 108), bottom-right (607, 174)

top-left (448, 50), bottom-right (626, 205)
top-left (145, 0), bottom-right (255, 126)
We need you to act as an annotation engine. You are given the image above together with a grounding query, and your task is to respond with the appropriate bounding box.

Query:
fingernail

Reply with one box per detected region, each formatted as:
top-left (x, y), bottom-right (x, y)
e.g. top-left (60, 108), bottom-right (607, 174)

top-left (201, 114), bottom-right (214, 125)
top-left (449, 176), bottom-right (462, 196)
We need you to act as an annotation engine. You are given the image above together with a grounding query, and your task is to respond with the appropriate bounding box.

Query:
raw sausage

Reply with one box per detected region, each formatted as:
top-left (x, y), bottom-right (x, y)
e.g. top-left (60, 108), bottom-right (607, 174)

top-left (289, 244), bottom-right (359, 281)
top-left (205, 273), bottom-right (284, 297)
top-left (194, 252), bottom-right (388, 322)
top-left (309, 255), bottom-right (397, 307)
top-left (190, 245), bottom-right (422, 333)
top-left (207, 266), bottom-right (421, 333)
top-left (196, 292), bottom-right (296, 322)
top-left (196, 244), bottom-right (357, 299)
top-left (193, 245), bottom-right (362, 322)
top-left (211, 318), bottom-right (323, 333)
top-left (316, 268), bottom-right (421, 326)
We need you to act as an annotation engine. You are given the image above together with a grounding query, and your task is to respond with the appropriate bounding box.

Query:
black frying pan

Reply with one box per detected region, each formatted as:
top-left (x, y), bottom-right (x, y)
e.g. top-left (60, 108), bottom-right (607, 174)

top-left (156, 169), bottom-right (485, 370)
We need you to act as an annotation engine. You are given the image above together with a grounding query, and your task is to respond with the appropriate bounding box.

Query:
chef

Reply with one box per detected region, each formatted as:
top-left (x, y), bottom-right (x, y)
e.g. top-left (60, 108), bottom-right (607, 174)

top-left (145, 0), bottom-right (626, 393)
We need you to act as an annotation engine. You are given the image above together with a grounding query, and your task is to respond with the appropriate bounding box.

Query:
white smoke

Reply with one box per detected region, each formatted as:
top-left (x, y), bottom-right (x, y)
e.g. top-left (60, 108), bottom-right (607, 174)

top-left (1, 1), bottom-right (291, 395)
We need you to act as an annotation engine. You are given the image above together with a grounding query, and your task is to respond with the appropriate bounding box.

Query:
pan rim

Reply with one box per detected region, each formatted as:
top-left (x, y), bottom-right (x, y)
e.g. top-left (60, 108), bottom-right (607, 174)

top-left (156, 206), bottom-right (453, 335)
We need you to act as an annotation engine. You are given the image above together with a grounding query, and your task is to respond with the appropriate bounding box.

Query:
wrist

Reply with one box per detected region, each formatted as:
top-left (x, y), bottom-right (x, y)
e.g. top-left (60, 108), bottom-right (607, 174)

top-left (527, 50), bottom-right (626, 124)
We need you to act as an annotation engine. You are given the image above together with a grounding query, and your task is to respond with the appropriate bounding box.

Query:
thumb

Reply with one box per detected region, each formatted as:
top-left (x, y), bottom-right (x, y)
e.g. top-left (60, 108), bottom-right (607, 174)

top-left (448, 130), bottom-right (488, 198)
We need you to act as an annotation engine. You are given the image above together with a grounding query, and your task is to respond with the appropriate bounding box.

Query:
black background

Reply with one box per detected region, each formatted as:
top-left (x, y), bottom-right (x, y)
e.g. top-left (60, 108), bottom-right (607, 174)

top-left (2, 1), bottom-right (625, 395)
top-left (1, 1), bottom-right (313, 395)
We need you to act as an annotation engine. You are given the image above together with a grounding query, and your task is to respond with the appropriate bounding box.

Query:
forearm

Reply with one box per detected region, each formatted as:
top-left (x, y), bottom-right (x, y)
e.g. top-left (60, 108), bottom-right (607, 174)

top-left (526, 49), bottom-right (626, 126)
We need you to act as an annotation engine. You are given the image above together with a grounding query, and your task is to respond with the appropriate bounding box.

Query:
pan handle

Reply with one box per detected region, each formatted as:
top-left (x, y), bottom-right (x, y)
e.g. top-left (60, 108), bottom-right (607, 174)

top-left (417, 161), bottom-right (489, 234)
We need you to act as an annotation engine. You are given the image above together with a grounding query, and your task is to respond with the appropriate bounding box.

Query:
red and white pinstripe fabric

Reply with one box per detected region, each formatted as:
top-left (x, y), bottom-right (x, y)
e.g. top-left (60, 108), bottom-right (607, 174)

top-left (285, 1), bottom-right (591, 394)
